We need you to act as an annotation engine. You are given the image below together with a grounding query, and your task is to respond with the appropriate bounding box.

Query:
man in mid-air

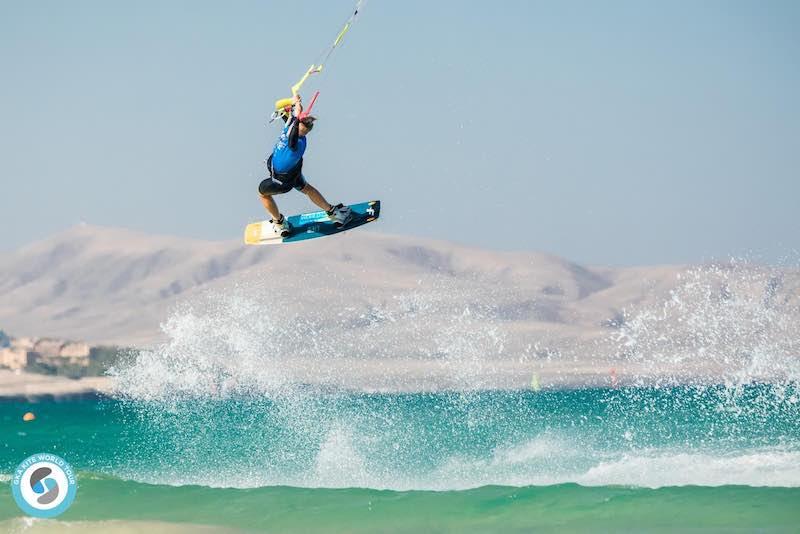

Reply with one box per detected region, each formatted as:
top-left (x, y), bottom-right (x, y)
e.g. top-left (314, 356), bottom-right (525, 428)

top-left (258, 93), bottom-right (352, 237)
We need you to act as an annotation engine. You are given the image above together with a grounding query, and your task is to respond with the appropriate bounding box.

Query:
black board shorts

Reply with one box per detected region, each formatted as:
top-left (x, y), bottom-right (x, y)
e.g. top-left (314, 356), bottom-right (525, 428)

top-left (259, 156), bottom-right (307, 196)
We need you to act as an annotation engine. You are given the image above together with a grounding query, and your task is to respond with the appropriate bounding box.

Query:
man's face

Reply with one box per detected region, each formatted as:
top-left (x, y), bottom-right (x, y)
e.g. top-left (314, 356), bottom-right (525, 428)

top-left (298, 122), bottom-right (312, 136)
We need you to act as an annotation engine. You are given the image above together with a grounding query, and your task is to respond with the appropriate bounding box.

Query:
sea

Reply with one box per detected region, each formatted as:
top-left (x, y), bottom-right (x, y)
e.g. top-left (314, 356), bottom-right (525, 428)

top-left (1, 384), bottom-right (799, 533)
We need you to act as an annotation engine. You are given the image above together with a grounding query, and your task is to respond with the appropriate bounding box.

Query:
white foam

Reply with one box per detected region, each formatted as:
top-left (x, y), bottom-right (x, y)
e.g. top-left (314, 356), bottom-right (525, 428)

top-left (575, 449), bottom-right (800, 488)
top-left (426, 433), bottom-right (585, 490)
top-left (427, 440), bottom-right (800, 490)
top-left (311, 423), bottom-right (370, 487)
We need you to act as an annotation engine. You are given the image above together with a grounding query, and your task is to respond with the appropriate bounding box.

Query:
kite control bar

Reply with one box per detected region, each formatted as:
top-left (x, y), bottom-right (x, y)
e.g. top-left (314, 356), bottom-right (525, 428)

top-left (298, 91), bottom-right (320, 119)
top-left (271, 1), bottom-right (363, 123)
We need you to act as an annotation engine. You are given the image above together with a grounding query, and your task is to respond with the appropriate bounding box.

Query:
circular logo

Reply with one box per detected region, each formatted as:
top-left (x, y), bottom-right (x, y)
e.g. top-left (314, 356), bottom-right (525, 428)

top-left (11, 453), bottom-right (77, 518)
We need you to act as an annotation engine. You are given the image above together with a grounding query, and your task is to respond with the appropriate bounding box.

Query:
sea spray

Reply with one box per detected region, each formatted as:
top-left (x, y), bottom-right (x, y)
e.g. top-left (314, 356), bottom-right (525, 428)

top-left (103, 264), bottom-right (800, 490)
top-left (611, 259), bottom-right (800, 386)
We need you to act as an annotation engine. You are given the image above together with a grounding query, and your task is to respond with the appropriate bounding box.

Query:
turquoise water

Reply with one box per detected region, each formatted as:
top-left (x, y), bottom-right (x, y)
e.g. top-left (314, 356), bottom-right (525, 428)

top-left (2, 385), bottom-right (800, 531)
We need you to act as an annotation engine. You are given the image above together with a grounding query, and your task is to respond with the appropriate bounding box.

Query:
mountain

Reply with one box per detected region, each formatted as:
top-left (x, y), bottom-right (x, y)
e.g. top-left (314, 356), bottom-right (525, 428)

top-left (1, 224), bottom-right (797, 387)
top-left (0, 224), bottom-right (639, 344)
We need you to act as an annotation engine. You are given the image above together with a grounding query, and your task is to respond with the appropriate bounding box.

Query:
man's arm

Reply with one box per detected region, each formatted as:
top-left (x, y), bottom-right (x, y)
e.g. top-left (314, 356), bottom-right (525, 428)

top-left (285, 94), bottom-right (304, 149)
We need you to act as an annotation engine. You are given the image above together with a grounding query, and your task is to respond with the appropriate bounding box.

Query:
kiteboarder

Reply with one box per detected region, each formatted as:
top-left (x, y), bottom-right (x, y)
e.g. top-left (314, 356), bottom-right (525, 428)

top-left (259, 93), bottom-right (352, 237)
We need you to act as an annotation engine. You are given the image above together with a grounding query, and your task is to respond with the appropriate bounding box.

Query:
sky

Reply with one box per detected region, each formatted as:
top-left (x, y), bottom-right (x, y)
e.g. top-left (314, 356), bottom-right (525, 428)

top-left (1, 0), bottom-right (798, 265)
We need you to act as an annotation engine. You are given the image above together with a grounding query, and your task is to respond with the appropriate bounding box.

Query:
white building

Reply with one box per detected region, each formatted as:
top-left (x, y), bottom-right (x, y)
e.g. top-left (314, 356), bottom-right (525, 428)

top-left (59, 342), bottom-right (91, 365)
top-left (0, 347), bottom-right (31, 370)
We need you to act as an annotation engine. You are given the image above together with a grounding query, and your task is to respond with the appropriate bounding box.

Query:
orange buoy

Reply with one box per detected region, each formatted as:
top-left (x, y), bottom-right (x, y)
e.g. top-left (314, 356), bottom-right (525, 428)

top-left (22, 412), bottom-right (36, 422)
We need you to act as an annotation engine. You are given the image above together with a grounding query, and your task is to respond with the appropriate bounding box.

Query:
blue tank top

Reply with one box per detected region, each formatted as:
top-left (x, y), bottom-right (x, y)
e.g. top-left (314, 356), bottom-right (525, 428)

top-left (271, 118), bottom-right (306, 173)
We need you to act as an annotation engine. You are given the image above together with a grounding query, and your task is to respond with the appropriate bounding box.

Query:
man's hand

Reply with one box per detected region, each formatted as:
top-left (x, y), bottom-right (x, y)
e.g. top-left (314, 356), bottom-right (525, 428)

top-left (292, 93), bottom-right (303, 117)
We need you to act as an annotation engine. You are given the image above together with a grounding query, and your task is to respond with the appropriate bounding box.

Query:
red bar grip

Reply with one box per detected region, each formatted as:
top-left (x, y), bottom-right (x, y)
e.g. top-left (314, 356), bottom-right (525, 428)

top-left (299, 91), bottom-right (320, 119)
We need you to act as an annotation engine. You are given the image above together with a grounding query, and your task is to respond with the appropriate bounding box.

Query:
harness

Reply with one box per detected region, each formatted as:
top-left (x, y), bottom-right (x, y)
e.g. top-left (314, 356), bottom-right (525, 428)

top-left (267, 154), bottom-right (303, 185)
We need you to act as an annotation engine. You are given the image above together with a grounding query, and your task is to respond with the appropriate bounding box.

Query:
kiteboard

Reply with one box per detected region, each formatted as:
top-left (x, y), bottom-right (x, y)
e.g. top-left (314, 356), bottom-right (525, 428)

top-left (244, 200), bottom-right (380, 245)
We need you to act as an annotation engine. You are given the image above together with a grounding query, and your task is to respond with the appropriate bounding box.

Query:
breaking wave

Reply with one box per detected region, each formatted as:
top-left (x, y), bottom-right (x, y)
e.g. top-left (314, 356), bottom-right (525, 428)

top-left (105, 261), bottom-right (800, 491)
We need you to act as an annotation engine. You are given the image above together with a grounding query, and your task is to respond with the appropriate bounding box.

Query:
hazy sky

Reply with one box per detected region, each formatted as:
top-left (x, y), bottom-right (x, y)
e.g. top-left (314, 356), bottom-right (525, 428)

top-left (1, 0), bottom-right (798, 264)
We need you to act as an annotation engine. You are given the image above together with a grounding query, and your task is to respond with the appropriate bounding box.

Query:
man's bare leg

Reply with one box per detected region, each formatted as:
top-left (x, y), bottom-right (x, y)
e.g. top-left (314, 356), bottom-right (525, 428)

top-left (300, 183), bottom-right (334, 212)
top-left (259, 195), bottom-right (281, 220)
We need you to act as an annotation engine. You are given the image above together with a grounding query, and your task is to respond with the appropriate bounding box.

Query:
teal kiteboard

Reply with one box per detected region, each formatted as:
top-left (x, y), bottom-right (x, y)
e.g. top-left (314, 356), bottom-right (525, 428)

top-left (244, 200), bottom-right (381, 245)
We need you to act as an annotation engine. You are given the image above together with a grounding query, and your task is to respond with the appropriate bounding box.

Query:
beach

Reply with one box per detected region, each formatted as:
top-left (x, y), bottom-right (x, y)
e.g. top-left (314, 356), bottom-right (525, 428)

top-left (0, 370), bottom-right (111, 399)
